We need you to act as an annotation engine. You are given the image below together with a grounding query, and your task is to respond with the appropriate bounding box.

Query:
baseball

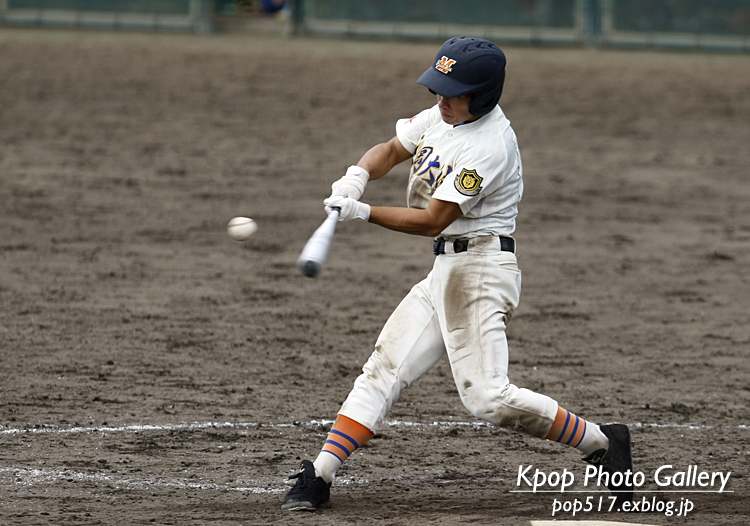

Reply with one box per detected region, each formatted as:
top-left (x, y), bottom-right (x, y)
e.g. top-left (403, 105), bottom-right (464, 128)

top-left (227, 216), bottom-right (258, 242)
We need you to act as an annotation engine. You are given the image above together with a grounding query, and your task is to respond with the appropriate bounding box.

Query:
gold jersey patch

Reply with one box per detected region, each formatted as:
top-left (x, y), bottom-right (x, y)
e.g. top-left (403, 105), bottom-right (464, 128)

top-left (455, 168), bottom-right (483, 196)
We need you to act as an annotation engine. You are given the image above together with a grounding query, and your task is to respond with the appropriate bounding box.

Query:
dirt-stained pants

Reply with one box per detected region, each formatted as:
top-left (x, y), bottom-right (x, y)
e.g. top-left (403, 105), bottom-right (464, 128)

top-left (339, 235), bottom-right (558, 437)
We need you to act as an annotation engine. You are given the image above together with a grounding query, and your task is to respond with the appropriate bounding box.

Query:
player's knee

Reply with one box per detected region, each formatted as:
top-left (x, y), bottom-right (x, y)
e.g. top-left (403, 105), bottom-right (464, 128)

top-left (460, 384), bottom-right (555, 437)
top-left (358, 346), bottom-right (400, 393)
top-left (458, 384), bottom-right (518, 424)
top-left (460, 397), bottom-right (494, 421)
top-left (458, 384), bottom-right (505, 420)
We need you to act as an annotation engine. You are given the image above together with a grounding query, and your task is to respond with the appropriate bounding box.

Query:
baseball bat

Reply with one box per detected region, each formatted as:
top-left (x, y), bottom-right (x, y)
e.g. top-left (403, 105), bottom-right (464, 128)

top-left (297, 208), bottom-right (340, 278)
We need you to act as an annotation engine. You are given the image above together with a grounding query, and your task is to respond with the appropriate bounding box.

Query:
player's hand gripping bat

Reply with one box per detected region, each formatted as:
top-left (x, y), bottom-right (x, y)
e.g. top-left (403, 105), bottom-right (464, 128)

top-left (297, 208), bottom-right (340, 278)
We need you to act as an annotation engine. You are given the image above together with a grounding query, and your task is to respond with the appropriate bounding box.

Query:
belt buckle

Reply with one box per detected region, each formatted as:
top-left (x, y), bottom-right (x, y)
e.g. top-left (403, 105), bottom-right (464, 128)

top-left (453, 238), bottom-right (469, 253)
top-left (434, 237), bottom-right (470, 255)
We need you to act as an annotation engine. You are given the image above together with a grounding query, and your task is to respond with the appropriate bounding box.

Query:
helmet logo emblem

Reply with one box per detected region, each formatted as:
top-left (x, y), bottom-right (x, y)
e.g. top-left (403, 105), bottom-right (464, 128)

top-left (435, 56), bottom-right (456, 74)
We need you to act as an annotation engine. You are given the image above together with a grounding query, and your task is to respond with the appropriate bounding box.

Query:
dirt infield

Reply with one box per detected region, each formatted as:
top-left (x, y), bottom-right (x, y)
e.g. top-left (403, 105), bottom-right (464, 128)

top-left (1, 21), bottom-right (749, 525)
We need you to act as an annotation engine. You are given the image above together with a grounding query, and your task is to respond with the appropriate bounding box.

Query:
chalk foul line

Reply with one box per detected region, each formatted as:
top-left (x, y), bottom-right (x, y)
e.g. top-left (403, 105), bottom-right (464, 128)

top-left (0, 420), bottom-right (747, 436)
top-left (1, 419), bottom-right (743, 496)
top-left (0, 466), bottom-right (285, 494)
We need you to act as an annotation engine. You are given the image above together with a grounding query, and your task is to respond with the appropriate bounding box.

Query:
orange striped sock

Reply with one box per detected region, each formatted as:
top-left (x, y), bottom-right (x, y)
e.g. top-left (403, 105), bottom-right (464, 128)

top-left (545, 407), bottom-right (589, 449)
top-left (320, 415), bottom-right (374, 465)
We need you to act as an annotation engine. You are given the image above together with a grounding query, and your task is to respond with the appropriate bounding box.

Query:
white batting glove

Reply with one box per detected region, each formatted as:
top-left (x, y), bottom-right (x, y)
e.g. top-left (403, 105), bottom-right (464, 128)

top-left (324, 196), bottom-right (371, 222)
top-left (329, 165), bottom-right (370, 200)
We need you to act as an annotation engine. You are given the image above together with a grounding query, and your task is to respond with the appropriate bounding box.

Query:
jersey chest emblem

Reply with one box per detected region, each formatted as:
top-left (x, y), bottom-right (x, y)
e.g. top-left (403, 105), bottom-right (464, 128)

top-left (455, 168), bottom-right (483, 196)
top-left (413, 145), bottom-right (452, 191)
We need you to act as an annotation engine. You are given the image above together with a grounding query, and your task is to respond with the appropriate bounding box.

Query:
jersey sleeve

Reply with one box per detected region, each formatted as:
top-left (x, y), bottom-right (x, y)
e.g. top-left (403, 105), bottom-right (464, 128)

top-left (432, 142), bottom-right (510, 215)
top-left (395, 105), bottom-right (442, 155)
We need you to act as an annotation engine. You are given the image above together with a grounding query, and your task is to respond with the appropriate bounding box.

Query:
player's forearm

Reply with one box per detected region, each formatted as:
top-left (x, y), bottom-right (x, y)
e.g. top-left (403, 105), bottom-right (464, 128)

top-left (357, 138), bottom-right (411, 180)
top-left (368, 206), bottom-right (441, 236)
top-left (368, 203), bottom-right (462, 238)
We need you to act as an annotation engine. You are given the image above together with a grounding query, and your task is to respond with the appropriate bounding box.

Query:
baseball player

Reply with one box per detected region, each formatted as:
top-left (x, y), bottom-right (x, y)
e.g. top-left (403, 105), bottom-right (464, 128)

top-left (282, 36), bottom-right (633, 512)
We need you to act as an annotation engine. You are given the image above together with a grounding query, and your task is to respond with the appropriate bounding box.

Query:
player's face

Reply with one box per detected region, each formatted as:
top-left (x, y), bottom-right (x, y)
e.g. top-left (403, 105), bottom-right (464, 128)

top-left (436, 94), bottom-right (475, 125)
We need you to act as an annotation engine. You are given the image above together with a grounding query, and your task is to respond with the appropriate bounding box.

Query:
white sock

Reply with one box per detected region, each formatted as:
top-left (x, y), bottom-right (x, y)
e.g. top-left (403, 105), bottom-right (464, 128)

top-left (576, 424), bottom-right (610, 456)
top-left (313, 451), bottom-right (341, 484)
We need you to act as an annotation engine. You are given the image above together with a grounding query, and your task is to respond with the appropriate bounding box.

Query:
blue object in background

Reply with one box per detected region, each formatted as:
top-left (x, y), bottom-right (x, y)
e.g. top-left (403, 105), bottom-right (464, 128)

top-left (261, 0), bottom-right (285, 14)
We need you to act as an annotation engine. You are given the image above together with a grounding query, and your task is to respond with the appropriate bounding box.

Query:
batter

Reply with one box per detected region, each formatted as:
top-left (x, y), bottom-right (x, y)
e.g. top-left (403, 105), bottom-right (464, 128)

top-left (281, 36), bottom-right (633, 512)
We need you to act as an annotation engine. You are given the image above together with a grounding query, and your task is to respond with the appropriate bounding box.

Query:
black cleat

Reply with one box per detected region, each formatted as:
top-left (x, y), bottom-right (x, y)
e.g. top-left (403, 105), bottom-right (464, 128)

top-left (280, 460), bottom-right (331, 511)
top-left (583, 424), bottom-right (634, 509)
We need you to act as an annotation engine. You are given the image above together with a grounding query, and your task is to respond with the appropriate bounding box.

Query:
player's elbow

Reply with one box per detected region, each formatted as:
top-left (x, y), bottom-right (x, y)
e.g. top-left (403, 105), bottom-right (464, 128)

top-left (422, 224), bottom-right (448, 237)
top-left (422, 199), bottom-right (463, 237)
top-left (422, 209), bottom-right (462, 237)
top-left (412, 212), bottom-right (452, 237)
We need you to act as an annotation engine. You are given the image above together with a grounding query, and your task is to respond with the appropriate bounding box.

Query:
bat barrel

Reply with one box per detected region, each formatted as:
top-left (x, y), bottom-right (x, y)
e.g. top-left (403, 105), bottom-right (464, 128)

top-left (297, 208), bottom-right (339, 278)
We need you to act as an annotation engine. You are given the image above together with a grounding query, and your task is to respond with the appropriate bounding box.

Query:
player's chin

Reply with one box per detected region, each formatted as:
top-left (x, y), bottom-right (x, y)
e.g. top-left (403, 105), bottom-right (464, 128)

top-left (440, 113), bottom-right (457, 124)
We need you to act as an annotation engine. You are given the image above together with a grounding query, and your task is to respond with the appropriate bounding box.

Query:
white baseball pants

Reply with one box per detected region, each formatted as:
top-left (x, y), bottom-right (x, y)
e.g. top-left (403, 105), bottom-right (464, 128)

top-left (339, 235), bottom-right (558, 438)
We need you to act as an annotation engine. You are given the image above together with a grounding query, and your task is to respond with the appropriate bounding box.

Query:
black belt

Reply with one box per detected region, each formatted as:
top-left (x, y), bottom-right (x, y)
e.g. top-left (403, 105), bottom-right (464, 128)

top-left (433, 236), bottom-right (515, 256)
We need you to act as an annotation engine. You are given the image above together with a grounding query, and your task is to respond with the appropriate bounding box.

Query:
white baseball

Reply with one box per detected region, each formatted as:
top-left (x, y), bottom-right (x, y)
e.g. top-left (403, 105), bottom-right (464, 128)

top-left (227, 216), bottom-right (258, 242)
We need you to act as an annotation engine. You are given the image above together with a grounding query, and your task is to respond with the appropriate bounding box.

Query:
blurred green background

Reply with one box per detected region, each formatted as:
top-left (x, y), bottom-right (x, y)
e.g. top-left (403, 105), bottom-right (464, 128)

top-left (1, 0), bottom-right (749, 50)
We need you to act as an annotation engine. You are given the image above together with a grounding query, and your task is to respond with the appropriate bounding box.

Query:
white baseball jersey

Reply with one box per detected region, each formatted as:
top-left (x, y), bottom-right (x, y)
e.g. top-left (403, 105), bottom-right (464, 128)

top-left (337, 104), bottom-right (559, 441)
top-left (396, 104), bottom-right (523, 238)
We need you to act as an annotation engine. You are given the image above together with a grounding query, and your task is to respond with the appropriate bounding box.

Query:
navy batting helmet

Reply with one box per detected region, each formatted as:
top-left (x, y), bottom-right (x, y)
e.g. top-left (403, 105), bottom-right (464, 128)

top-left (417, 36), bottom-right (506, 118)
